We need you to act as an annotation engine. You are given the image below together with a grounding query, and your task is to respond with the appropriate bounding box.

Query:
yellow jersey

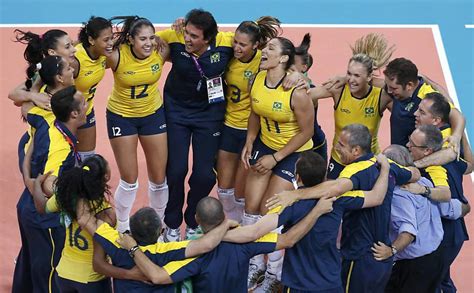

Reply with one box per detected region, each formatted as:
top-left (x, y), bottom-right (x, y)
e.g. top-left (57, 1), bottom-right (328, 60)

top-left (74, 43), bottom-right (107, 115)
top-left (332, 84), bottom-right (382, 164)
top-left (107, 44), bottom-right (164, 117)
top-left (224, 50), bottom-right (261, 129)
top-left (23, 85), bottom-right (54, 153)
top-left (46, 195), bottom-right (110, 283)
top-left (251, 71), bottom-right (313, 152)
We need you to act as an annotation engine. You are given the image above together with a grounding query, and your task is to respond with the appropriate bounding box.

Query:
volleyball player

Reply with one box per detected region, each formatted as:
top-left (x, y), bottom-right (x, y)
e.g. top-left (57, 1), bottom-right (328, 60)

top-left (307, 34), bottom-right (395, 179)
top-left (240, 36), bottom-right (314, 291)
top-left (106, 16), bottom-right (169, 232)
top-left (217, 16), bottom-right (281, 222)
top-left (73, 16), bottom-right (114, 161)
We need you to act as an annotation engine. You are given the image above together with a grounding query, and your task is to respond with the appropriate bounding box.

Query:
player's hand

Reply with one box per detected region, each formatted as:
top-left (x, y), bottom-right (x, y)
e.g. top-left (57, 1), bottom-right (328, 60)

top-left (314, 195), bottom-right (336, 215)
top-left (265, 190), bottom-right (298, 211)
top-left (401, 183), bottom-right (425, 195)
top-left (117, 233), bottom-right (138, 250)
top-left (30, 92), bottom-right (51, 110)
top-left (226, 219), bottom-right (239, 229)
top-left (321, 75), bottom-right (346, 91)
top-left (446, 134), bottom-right (461, 161)
top-left (241, 142), bottom-right (254, 169)
top-left (375, 153), bottom-right (390, 170)
top-left (283, 71), bottom-right (307, 91)
top-left (371, 241), bottom-right (392, 261)
top-left (32, 171), bottom-right (53, 198)
top-left (253, 155), bottom-right (276, 174)
top-left (171, 17), bottom-right (185, 33)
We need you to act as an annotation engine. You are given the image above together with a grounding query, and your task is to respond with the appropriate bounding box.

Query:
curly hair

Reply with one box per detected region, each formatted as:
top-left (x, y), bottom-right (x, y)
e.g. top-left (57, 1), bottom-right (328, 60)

top-left (55, 154), bottom-right (111, 220)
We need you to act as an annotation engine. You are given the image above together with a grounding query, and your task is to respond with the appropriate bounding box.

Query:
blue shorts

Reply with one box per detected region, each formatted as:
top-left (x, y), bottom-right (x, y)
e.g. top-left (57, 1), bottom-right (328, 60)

top-left (249, 137), bottom-right (299, 183)
top-left (79, 108), bottom-right (96, 129)
top-left (219, 125), bottom-right (246, 154)
top-left (327, 157), bottom-right (346, 180)
top-left (55, 274), bottom-right (111, 293)
top-left (106, 107), bottom-right (167, 139)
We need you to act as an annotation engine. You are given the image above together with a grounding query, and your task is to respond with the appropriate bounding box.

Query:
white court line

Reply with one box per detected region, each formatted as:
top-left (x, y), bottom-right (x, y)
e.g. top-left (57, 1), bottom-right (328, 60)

top-left (465, 24), bottom-right (474, 28)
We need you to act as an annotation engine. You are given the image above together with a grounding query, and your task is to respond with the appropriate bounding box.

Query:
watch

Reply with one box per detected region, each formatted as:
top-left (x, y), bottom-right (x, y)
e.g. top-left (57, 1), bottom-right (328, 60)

top-left (128, 245), bottom-right (140, 258)
top-left (391, 245), bottom-right (398, 256)
top-left (421, 186), bottom-right (431, 199)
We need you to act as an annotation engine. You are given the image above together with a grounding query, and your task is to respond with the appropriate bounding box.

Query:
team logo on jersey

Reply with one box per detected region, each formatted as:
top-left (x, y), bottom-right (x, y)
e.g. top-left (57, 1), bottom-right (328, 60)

top-left (181, 51), bottom-right (190, 58)
top-left (243, 70), bottom-right (253, 80)
top-left (340, 108), bottom-right (351, 114)
top-left (210, 52), bottom-right (220, 63)
top-left (151, 63), bottom-right (160, 74)
top-left (84, 70), bottom-right (94, 77)
top-left (405, 102), bottom-right (415, 112)
top-left (272, 101), bottom-right (283, 111)
top-left (124, 71), bottom-right (136, 75)
top-left (364, 106), bottom-right (375, 117)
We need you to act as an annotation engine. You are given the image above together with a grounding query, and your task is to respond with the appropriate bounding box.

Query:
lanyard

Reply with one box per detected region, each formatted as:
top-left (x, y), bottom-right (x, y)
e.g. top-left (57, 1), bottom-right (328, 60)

top-left (54, 120), bottom-right (81, 164)
top-left (191, 55), bottom-right (207, 79)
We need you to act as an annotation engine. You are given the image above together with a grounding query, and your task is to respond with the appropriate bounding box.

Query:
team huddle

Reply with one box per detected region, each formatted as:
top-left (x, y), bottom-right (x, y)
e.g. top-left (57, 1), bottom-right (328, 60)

top-left (9, 7), bottom-right (472, 293)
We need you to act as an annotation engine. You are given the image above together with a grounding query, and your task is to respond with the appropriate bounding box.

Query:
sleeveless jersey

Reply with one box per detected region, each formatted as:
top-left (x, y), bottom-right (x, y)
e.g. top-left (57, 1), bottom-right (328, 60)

top-left (107, 44), bottom-right (164, 117)
top-left (74, 43), bottom-right (107, 115)
top-left (47, 196), bottom-right (110, 283)
top-left (224, 50), bottom-right (261, 129)
top-left (332, 84), bottom-right (382, 164)
top-left (251, 71), bottom-right (313, 152)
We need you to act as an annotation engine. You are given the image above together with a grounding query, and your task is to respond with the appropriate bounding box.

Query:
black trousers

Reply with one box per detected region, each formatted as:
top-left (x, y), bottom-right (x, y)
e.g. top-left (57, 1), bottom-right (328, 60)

top-left (385, 246), bottom-right (444, 293)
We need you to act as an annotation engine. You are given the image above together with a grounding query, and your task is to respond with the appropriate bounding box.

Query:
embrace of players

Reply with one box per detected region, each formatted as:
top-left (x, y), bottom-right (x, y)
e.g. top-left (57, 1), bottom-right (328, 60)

top-left (9, 8), bottom-right (472, 293)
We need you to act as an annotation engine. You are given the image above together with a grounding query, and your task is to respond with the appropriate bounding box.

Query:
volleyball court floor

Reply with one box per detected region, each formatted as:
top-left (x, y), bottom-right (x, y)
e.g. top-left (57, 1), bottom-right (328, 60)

top-left (0, 25), bottom-right (472, 291)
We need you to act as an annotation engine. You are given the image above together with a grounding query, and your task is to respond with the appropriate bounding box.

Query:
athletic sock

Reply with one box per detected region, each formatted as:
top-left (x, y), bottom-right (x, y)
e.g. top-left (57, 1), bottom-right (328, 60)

top-left (230, 197), bottom-right (245, 222)
top-left (243, 212), bottom-right (265, 270)
top-left (114, 179), bottom-right (138, 232)
top-left (267, 226), bottom-right (284, 280)
top-left (148, 179), bottom-right (169, 221)
top-left (217, 187), bottom-right (236, 213)
top-left (78, 150), bottom-right (95, 162)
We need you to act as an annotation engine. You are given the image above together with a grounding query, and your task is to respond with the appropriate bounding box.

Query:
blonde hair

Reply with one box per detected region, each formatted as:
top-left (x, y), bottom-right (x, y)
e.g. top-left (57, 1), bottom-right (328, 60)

top-left (350, 33), bottom-right (396, 71)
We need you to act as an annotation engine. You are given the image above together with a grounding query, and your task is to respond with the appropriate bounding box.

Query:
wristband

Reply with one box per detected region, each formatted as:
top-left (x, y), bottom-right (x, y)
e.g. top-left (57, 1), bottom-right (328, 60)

top-left (128, 245), bottom-right (140, 258)
top-left (271, 153), bottom-right (279, 164)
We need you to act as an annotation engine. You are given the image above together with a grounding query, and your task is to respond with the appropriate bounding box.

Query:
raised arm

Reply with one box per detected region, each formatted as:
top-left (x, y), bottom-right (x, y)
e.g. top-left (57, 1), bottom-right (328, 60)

top-left (361, 154), bottom-right (390, 208)
top-left (184, 219), bottom-right (238, 258)
top-left (265, 178), bottom-right (352, 211)
top-left (115, 233), bottom-right (173, 284)
top-left (276, 196), bottom-right (335, 250)
top-left (8, 80), bottom-right (51, 110)
top-left (223, 214), bottom-right (279, 243)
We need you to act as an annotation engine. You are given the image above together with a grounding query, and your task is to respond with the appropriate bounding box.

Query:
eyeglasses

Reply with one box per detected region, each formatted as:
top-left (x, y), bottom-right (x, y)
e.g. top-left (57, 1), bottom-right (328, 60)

top-left (408, 139), bottom-right (428, 149)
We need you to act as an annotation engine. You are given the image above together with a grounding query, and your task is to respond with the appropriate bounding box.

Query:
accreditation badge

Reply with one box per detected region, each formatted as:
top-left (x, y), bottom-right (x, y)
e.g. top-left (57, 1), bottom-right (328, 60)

top-left (207, 76), bottom-right (225, 104)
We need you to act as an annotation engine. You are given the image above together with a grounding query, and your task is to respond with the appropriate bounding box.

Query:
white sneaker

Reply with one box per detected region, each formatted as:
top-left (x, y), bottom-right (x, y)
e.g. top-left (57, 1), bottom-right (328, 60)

top-left (248, 263), bottom-right (266, 290)
top-left (163, 227), bottom-right (181, 242)
top-left (117, 219), bottom-right (130, 233)
top-left (185, 226), bottom-right (203, 240)
top-left (254, 272), bottom-right (282, 293)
